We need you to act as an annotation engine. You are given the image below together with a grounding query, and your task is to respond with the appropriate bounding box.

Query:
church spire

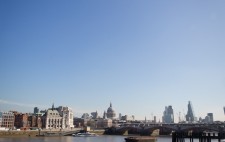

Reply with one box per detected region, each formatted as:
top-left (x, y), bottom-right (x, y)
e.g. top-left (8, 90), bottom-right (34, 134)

top-left (52, 103), bottom-right (54, 110)
top-left (110, 102), bottom-right (112, 107)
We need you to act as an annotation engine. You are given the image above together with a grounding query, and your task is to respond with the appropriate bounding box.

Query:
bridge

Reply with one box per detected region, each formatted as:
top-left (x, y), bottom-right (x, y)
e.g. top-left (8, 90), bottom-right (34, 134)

top-left (104, 122), bottom-right (225, 136)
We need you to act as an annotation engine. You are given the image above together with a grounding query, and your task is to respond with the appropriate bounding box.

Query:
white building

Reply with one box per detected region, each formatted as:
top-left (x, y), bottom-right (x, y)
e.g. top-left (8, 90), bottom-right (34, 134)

top-left (0, 111), bottom-right (14, 129)
top-left (57, 106), bottom-right (74, 129)
top-left (121, 115), bottom-right (135, 121)
top-left (42, 104), bottom-right (74, 130)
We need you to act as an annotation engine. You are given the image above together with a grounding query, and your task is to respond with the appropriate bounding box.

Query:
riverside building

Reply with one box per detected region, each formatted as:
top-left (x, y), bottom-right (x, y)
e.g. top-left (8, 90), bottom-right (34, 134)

top-left (42, 104), bottom-right (74, 130)
top-left (0, 111), bottom-right (14, 129)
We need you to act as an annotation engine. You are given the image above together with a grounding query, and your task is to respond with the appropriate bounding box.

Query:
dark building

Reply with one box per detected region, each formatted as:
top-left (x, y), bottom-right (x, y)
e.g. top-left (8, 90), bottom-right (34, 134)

top-left (91, 111), bottom-right (98, 119)
top-left (34, 107), bottom-right (39, 114)
top-left (14, 113), bottom-right (30, 130)
top-left (224, 107), bottom-right (225, 114)
top-left (74, 118), bottom-right (88, 128)
top-left (186, 101), bottom-right (195, 122)
top-left (206, 113), bottom-right (213, 123)
top-left (28, 115), bottom-right (42, 128)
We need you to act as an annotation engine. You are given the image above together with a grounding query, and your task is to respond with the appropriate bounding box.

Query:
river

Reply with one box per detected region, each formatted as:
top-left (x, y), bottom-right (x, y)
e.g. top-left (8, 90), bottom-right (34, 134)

top-left (0, 135), bottom-right (222, 142)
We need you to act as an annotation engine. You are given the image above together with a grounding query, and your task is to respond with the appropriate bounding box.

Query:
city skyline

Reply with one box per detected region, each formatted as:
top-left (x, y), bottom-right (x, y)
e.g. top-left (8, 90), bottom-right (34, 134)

top-left (0, 99), bottom-right (223, 122)
top-left (1, 1), bottom-right (225, 122)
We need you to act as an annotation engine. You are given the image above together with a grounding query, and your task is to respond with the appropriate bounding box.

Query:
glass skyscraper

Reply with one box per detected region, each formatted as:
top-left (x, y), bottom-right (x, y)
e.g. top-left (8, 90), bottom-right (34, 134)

top-left (162, 105), bottom-right (174, 123)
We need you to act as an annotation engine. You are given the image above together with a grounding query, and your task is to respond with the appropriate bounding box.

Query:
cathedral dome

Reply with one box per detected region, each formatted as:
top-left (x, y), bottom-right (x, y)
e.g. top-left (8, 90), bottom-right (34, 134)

top-left (107, 106), bottom-right (115, 113)
top-left (106, 102), bottom-right (116, 119)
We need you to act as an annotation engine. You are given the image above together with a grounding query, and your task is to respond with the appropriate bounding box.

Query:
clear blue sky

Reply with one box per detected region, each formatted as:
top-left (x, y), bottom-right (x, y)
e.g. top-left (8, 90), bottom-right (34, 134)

top-left (1, 0), bottom-right (225, 121)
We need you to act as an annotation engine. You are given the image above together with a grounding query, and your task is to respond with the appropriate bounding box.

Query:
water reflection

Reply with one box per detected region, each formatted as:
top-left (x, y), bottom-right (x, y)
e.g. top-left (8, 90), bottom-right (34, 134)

top-left (0, 135), bottom-right (127, 142)
top-left (0, 136), bottom-right (221, 142)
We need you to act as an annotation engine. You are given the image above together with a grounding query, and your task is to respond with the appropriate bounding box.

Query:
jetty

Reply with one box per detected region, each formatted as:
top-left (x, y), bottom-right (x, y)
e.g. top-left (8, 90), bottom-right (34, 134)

top-left (172, 132), bottom-right (225, 142)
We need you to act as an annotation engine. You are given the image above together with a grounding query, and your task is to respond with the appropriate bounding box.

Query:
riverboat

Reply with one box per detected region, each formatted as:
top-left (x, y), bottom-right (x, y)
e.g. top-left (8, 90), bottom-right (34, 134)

top-left (72, 132), bottom-right (98, 137)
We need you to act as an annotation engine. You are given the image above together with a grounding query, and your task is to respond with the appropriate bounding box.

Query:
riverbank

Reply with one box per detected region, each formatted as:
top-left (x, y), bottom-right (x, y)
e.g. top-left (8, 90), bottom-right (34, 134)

top-left (0, 130), bottom-right (39, 137)
top-left (0, 129), bottom-right (105, 137)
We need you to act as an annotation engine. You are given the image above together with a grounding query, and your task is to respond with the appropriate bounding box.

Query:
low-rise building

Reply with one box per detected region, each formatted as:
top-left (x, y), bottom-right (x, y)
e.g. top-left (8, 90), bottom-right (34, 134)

top-left (121, 115), bottom-right (135, 122)
top-left (28, 115), bottom-right (42, 128)
top-left (14, 113), bottom-right (30, 130)
top-left (97, 118), bottom-right (112, 128)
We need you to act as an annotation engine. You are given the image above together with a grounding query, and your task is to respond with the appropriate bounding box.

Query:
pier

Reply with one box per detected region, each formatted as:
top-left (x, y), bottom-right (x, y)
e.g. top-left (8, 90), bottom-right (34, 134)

top-left (172, 132), bottom-right (225, 142)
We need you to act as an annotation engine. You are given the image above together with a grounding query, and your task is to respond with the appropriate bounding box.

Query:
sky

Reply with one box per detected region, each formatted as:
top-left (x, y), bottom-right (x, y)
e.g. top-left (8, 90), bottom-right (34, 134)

top-left (0, 0), bottom-right (225, 122)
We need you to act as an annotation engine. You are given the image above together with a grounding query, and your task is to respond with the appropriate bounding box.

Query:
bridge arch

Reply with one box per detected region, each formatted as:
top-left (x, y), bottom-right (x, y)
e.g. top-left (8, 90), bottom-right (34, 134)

top-left (180, 125), bottom-right (221, 133)
top-left (142, 125), bottom-right (178, 135)
top-left (116, 126), bottom-right (141, 135)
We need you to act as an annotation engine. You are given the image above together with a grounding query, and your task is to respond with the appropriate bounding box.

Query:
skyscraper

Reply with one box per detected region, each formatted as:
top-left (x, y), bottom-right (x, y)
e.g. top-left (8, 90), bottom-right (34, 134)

top-left (186, 101), bottom-right (195, 122)
top-left (33, 107), bottom-right (39, 114)
top-left (206, 113), bottom-right (213, 123)
top-left (162, 105), bottom-right (174, 123)
top-left (224, 107), bottom-right (225, 114)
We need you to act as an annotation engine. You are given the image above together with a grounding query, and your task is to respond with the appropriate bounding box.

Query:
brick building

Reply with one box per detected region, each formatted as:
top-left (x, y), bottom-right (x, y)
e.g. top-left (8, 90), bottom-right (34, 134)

top-left (28, 115), bottom-right (42, 128)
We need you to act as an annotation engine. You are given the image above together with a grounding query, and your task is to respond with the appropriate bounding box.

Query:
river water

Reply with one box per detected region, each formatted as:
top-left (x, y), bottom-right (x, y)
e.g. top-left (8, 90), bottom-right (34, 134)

top-left (0, 135), bottom-right (221, 142)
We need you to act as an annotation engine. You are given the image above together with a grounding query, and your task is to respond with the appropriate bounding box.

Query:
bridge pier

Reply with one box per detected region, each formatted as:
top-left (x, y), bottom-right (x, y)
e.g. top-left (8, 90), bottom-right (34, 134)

top-left (159, 127), bottom-right (172, 135)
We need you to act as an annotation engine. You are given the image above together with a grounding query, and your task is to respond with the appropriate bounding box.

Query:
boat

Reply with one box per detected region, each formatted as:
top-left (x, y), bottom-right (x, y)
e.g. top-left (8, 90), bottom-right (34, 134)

top-left (125, 136), bottom-right (156, 142)
top-left (72, 132), bottom-right (98, 137)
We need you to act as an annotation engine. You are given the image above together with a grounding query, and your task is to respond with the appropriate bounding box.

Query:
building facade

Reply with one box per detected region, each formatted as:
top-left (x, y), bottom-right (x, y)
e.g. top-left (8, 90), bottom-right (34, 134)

top-left (42, 104), bottom-right (74, 129)
top-left (42, 108), bottom-right (63, 129)
top-left (28, 115), bottom-right (42, 128)
top-left (57, 106), bottom-right (74, 129)
top-left (121, 115), bottom-right (135, 121)
top-left (96, 118), bottom-right (112, 128)
top-left (14, 113), bottom-right (30, 129)
top-left (0, 112), bottom-right (15, 129)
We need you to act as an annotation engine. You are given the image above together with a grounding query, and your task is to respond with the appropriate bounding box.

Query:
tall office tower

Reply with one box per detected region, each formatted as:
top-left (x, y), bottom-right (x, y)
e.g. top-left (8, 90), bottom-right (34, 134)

top-left (33, 107), bottom-right (39, 114)
top-left (162, 105), bottom-right (174, 123)
top-left (119, 113), bottom-right (122, 120)
top-left (186, 101), bottom-right (195, 122)
top-left (207, 113), bottom-right (213, 123)
top-left (154, 116), bottom-right (157, 123)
